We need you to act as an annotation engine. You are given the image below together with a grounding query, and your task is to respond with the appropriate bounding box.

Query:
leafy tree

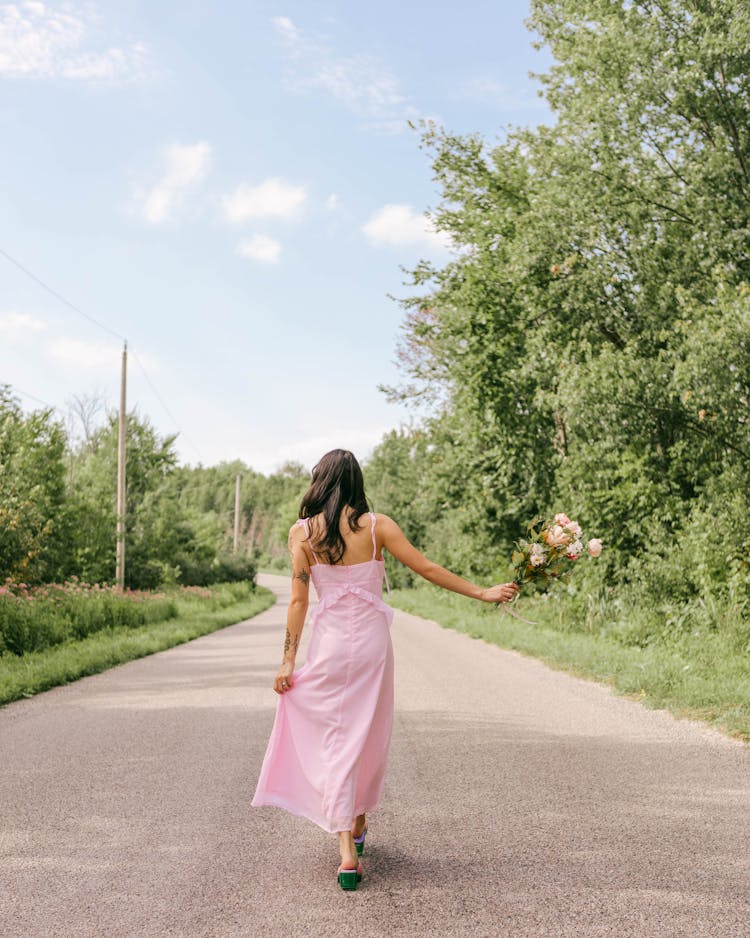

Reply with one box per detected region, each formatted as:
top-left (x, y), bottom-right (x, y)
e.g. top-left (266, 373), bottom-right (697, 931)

top-left (376, 0), bottom-right (750, 604)
top-left (0, 388), bottom-right (66, 582)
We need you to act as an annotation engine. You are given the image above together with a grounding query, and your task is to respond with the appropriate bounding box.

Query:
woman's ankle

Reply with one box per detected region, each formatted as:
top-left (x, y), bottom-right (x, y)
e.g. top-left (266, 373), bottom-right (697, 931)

top-left (352, 813), bottom-right (366, 838)
top-left (338, 831), bottom-right (358, 869)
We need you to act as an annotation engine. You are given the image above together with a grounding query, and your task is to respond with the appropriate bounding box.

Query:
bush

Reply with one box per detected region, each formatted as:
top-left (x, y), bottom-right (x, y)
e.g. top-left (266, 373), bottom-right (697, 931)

top-left (176, 551), bottom-right (256, 587)
top-left (0, 580), bottom-right (178, 657)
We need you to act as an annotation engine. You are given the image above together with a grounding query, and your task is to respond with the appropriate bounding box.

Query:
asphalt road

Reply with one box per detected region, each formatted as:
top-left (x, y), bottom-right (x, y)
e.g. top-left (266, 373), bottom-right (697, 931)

top-left (1, 573), bottom-right (748, 938)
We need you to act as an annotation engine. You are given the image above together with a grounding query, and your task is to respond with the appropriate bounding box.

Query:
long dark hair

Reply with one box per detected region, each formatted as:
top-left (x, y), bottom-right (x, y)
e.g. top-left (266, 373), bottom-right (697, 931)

top-left (299, 449), bottom-right (369, 564)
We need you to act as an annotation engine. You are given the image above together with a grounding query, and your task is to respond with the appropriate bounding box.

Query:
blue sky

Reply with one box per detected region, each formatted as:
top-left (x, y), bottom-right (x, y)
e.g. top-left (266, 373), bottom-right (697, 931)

top-left (1, 0), bottom-right (552, 472)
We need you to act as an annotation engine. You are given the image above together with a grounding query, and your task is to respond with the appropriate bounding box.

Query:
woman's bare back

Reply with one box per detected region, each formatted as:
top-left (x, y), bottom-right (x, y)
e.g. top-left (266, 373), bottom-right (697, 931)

top-left (303, 509), bottom-right (382, 566)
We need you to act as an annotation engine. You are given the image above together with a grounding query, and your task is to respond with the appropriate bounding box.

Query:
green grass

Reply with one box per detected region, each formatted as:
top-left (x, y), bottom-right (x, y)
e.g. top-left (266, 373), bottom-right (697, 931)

top-left (389, 586), bottom-right (750, 743)
top-left (0, 582), bottom-right (276, 707)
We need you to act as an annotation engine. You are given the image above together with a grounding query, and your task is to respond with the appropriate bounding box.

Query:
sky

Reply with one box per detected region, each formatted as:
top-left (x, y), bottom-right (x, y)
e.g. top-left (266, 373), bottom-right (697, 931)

top-left (0, 0), bottom-right (552, 473)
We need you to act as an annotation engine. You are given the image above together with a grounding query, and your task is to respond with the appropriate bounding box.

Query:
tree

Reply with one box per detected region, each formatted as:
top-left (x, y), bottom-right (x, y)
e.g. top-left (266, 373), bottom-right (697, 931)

top-left (379, 0), bottom-right (750, 599)
top-left (0, 388), bottom-right (67, 582)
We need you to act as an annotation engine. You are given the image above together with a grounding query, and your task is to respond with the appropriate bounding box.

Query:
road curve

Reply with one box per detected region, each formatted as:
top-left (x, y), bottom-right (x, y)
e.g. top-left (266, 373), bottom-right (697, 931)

top-left (1, 573), bottom-right (748, 938)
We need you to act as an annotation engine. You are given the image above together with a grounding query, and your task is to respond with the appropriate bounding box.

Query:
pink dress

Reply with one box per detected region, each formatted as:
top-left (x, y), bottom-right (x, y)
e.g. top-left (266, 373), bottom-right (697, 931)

top-left (251, 513), bottom-right (394, 833)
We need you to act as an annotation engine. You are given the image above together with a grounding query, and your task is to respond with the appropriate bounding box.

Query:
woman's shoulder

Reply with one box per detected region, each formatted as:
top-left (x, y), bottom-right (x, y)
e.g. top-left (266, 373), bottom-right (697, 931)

top-left (288, 518), bottom-right (307, 540)
top-left (372, 512), bottom-right (398, 530)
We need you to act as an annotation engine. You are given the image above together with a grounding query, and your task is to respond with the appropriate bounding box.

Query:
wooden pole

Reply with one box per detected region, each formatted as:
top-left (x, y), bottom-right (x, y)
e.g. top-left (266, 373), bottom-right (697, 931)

top-left (115, 342), bottom-right (127, 589)
top-left (233, 473), bottom-right (241, 553)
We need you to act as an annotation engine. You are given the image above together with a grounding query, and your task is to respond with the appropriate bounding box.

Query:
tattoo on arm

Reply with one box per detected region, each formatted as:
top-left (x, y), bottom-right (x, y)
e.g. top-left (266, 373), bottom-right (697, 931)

top-left (283, 629), bottom-right (299, 657)
top-left (293, 568), bottom-right (310, 585)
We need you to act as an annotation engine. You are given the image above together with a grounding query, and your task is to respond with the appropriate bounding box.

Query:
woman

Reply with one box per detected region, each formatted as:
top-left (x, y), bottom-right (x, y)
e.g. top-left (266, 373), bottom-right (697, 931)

top-left (251, 449), bottom-right (518, 890)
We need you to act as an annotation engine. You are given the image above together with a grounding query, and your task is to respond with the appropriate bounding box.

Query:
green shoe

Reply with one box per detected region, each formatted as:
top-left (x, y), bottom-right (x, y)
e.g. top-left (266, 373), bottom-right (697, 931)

top-left (353, 827), bottom-right (368, 856)
top-left (337, 863), bottom-right (363, 891)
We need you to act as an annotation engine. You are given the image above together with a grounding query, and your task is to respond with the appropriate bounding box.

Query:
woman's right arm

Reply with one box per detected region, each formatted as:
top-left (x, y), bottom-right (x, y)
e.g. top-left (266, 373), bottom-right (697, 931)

top-left (272, 523), bottom-right (311, 695)
top-left (377, 514), bottom-right (519, 603)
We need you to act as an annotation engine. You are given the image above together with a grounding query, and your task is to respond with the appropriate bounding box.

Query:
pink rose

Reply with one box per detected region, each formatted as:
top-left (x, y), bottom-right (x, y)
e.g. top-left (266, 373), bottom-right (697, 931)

top-left (554, 512), bottom-right (571, 526)
top-left (587, 538), bottom-right (603, 558)
top-left (545, 524), bottom-right (570, 548)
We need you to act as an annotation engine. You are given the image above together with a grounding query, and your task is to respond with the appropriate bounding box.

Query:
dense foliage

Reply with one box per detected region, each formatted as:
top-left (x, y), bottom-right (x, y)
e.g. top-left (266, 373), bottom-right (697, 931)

top-left (0, 388), bottom-right (306, 589)
top-left (0, 579), bottom-right (178, 656)
top-left (368, 0), bottom-right (750, 623)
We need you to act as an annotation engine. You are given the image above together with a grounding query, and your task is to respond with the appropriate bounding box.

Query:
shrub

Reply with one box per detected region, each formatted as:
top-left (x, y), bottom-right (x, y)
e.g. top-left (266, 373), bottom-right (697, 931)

top-left (0, 580), bottom-right (178, 657)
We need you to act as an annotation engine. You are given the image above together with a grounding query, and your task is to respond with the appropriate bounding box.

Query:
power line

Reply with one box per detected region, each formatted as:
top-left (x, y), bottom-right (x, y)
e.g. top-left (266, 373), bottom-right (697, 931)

top-left (8, 386), bottom-right (57, 411)
top-left (130, 349), bottom-right (203, 463)
top-left (0, 246), bottom-right (203, 462)
top-left (0, 247), bottom-right (126, 342)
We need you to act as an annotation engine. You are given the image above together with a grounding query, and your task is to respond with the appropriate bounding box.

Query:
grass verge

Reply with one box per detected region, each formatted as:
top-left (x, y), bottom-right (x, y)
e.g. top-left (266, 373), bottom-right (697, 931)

top-left (389, 586), bottom-right (750, 743)
top-left (0, 583), bottom-right (275, 707)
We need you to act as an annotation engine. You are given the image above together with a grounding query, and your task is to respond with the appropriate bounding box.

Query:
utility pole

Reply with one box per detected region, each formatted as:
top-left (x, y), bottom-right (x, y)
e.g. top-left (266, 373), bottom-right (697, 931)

top-left (233, 473), bottom-right (241, 553)
top-left (115, 341), bottom-right (127, 590)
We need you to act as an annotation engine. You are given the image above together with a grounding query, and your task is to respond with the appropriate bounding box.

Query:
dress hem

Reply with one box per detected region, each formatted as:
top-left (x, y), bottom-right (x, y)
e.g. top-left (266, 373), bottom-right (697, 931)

top-left (251, 792), bottom-right (379, 834)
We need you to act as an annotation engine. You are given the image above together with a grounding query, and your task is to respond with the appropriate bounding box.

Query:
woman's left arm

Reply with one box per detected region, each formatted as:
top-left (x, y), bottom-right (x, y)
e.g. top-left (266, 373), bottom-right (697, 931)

top-left (379, 514), bottom-right (519, 603)
top-left (273, 523), bottom-right (311, 694)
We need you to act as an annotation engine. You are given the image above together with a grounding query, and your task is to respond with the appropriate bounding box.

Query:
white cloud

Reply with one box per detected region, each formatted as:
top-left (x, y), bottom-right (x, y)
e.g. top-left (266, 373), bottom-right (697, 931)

top-left (222, 177), bottom-right (307, 223)
top-left (0, 2), bottom-right (150, 81)
top-left (362, 204), bottom-right (451, 250)
top-left (46, 337), bottom-right (121, 370)
top-left (271, 16), bottom-right (409, 123)
top-left (0, 310), bottom-right (46, 334)
top-left (236, 234), bottom-right (281, 265)
top-left (310, 56), bottom-right (405, 112)
top-left (325, 193), bottom-right (339, 211)
top-left (271, 15), bottom-right (301, 45)
top-left (139, 142), bottom-right (212, 224)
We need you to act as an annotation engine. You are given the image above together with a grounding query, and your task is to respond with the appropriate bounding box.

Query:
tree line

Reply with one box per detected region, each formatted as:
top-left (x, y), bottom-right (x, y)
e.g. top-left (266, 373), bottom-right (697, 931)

top-left (0, 387), bottom-right (307, 589)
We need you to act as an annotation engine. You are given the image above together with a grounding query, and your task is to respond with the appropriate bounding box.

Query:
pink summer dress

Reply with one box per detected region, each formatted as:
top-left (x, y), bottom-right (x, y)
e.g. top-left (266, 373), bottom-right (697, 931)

top-left (251, 513), bottom-right (394, 833)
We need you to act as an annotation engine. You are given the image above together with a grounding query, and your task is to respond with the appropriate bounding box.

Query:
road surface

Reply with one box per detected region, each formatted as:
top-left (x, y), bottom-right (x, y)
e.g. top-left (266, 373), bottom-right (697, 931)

top-left (1, 573), bottom-right (748, 937)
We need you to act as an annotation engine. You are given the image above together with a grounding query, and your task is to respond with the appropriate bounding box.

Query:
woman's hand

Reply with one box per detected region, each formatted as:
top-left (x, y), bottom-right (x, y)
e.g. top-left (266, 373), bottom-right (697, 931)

top-left (481, 583), bottom-right (520, 604)
top-left (273, 661), bottom-right (295, 695)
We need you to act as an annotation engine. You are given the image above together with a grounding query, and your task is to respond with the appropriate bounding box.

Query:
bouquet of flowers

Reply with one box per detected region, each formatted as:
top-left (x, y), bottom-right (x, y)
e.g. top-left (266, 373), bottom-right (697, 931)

top-left (511, 513), bottom-right (602, 589)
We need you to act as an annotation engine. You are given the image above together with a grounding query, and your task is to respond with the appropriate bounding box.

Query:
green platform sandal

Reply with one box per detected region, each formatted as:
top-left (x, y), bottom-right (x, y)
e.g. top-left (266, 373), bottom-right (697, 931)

top-left (353, 827), bottom-right (368, 856)
top-left (337, 863), bottom-right (363, 891)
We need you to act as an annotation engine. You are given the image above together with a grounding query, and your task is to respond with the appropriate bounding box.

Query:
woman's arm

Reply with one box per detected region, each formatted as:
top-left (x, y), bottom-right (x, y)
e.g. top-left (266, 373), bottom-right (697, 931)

top-left (273, 523), bottom-right (311, 694)
top-left (378, 515), bottom-right (519, 603)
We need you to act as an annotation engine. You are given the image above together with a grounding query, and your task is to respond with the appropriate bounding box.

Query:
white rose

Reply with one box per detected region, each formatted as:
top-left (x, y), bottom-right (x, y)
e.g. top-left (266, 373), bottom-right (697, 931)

top-left (566, 539), bottom-right (583, 559)
top-left (529, 543), bottom-right (547, 567)
top-left (566, 521), bottom-right (582, 539)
